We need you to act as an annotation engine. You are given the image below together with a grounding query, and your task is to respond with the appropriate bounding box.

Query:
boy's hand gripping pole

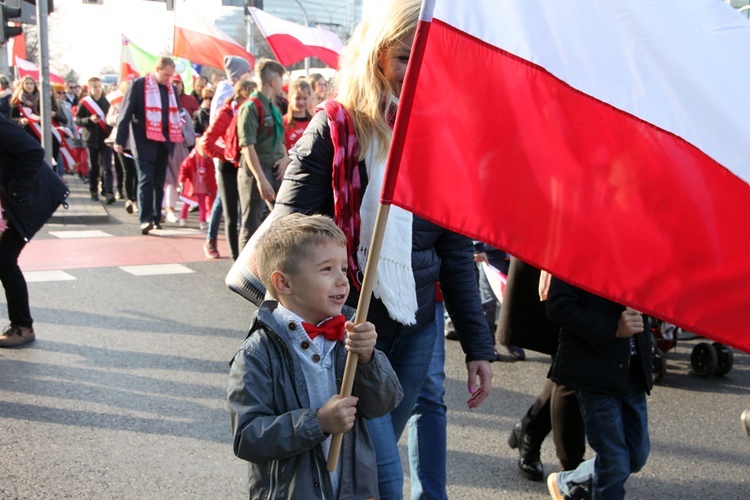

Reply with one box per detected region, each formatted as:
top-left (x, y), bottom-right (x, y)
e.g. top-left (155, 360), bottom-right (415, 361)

top-left (326, 203), bottom-right (392, 472)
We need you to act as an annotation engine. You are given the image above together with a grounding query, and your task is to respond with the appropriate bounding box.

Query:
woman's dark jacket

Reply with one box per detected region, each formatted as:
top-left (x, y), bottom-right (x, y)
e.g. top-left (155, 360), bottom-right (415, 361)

top-left (547, 277), bottom-right (653, 397)
top-left (275, 111), bottom-right (495, 363)
top-left (496, 257), bottom-right (560, 355)
top-left (0, 115), bottom-right (69, 241)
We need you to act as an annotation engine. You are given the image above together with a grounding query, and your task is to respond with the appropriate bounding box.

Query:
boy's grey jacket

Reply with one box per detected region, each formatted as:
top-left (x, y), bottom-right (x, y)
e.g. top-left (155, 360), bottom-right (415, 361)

top-left (228, 301), bottom-right (404, 499)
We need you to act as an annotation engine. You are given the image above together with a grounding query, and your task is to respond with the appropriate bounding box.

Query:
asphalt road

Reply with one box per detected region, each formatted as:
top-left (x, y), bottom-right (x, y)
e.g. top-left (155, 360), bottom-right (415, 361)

top-left (0, 188), bottom-right (748, 499)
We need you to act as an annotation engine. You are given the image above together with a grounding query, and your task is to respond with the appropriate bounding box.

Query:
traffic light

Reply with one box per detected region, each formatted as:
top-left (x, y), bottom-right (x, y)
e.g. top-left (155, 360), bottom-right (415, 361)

top-left (1, 1), bottom-right (22, 44)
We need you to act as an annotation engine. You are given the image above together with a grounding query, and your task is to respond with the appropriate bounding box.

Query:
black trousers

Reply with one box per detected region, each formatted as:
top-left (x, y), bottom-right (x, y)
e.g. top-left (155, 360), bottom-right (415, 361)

top-left (217, 161), bottom-right (240, 260)
top-left (0, 225), bottom-right (31, 327)
top-left (523, 377), bottom-right (586, 470)
top-left (117, 151), bottom-right (138, 202)
top-left (88, 145), bottom-right (113, 195)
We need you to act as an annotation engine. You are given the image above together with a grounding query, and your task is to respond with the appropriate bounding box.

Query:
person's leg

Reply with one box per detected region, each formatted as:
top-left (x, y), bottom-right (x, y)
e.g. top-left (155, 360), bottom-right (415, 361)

top-left (135, 157), bottom-right (155, 224)
top-left (239, 163), bottom-right (273, 251)
top-left (218, 161), bottom-right (240, 259)
top-left (367, 318), bottom-right (438, 499)
top-left (408, 304), bottom-right (448, 499)
top-left (0, 225), bottom-right (31, 327)
top-left (87, 146), bottom-right (101, 198)
top-left (152, 145), bottom-right (169, 225)
top-left (509, 378), bottom-right (552, 481)
top-left (179, 202), bottom-right (189, 220)
top-left (197, 193), bottom-right (208, 222)
top-left (113, 150), bottom-right (124, 197)
top-left (120, 152), bottom-right (138, 202)
top-left (576, 390), bottom-right (631, 500)
top-left (551, 382), bottom-right (586, 470)
top-left (555, 458), bottom-right (595, 496)
top-left (622, 391), bottom-right (649, 474)
top-left (207, 194), bottom-right (222, 240)
top-left (100, 146), bottom-right (114, 200)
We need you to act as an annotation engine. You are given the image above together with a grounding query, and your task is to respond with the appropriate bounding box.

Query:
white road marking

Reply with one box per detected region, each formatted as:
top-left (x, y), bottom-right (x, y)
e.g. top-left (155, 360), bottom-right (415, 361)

top-left (23, 270), bottom-right (77, 282)
top-left (49, 230), bottom-right (113, 239)
top-left (119, 264), bottom-right (195, 276)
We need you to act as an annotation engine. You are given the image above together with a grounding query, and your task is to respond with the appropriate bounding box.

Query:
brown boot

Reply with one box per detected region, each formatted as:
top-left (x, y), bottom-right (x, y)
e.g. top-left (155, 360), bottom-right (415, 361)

top-left (0, 325), bottom-right (35, 347)
top-left (204, 239), bottom-right (220, 259)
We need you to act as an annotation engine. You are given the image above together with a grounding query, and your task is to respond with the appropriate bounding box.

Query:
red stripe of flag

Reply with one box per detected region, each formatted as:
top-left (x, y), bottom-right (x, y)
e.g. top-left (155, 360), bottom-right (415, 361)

top-left (384, 16), bottom-right (750, 352)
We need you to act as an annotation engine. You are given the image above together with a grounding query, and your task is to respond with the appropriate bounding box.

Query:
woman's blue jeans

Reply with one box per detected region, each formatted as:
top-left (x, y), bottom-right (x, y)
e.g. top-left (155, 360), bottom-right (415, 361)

top-left (365, 312), bottom-right (439, 499)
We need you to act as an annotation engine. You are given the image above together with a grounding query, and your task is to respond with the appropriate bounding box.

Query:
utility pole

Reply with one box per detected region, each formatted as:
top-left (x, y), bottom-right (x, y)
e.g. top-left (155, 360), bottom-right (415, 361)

top-left (36, 0), bottom-right (51, 166)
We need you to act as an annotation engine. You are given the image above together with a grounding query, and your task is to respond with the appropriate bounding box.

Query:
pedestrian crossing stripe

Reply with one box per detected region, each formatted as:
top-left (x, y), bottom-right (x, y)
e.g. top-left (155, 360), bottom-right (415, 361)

top-left (23, 270), bottom-right (77, 282)
top-left (49, 230), bottom-right (114, 239)
top-left (150, 228), bottom-right (204, 236)
top-left (119, 264), bottom-right (195, 276)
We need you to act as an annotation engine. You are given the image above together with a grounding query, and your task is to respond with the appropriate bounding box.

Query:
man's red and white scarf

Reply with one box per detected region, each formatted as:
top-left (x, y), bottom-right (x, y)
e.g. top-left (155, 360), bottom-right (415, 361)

top-left (80, 96), bottom-right (108, 132)
top-left (144, 72), bottom-right (183, 143)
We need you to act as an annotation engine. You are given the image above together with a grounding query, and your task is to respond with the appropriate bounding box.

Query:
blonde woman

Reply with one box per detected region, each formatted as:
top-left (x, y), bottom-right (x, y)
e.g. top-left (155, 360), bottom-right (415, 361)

top-left (272, 1), bottom-right (494, 497)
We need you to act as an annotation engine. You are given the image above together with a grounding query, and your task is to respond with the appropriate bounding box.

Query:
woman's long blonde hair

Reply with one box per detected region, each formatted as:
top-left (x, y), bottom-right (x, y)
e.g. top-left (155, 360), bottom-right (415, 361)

top-left (333, 0), bottom-right (420, 161)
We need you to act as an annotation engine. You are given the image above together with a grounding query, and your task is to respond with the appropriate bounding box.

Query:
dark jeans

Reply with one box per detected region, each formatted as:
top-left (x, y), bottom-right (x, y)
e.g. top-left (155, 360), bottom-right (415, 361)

top-left (117, 151), bottom-right (138, 202)
top-left (112, 148), bottom-right (124, 193)
top-left (88, 145), bottom-right (113, 195)
top-left (0, 225), bottom-right (32, 327)
top-left (217, 161), bottom-right (239, 259)
top-left (135, 145), bottom-right (169, 224)
top-left (238, 160), bottom-right (279, 252)
top-left (564, 386), bottom-right (649, 499)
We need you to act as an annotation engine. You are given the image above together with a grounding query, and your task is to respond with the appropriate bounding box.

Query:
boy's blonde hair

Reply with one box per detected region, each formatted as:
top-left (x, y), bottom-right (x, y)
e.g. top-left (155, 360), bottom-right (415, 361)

top-left (256, 214), bottom-right (347, 300)
top-left (333, 0), bottom-right (420, 162)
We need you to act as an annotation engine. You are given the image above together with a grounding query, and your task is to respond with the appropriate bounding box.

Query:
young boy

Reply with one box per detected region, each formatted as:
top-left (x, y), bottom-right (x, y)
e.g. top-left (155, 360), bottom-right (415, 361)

top-left (546, 277), bottom-right (652, 500)
top-left (227, 213), bottom-right (403, 499)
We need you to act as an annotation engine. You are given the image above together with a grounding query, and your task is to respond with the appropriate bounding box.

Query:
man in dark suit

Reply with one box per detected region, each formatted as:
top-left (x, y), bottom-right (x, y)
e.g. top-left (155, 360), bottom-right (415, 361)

top-left (114, 57), bottom-right (183, 234)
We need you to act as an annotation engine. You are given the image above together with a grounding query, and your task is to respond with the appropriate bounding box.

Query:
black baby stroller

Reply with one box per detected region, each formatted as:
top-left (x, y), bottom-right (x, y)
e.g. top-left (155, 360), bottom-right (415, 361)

top-left (648, 317), bottom-right (734, 383)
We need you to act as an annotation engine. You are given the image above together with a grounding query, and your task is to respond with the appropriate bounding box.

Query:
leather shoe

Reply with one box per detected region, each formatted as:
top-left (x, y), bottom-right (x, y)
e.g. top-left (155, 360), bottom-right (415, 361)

top-left (508, 421), bottom-right (544, 481)
top-left (140, 222), bottom-right (153, 235)
top-left (0, 325), bottom-right (35, 348)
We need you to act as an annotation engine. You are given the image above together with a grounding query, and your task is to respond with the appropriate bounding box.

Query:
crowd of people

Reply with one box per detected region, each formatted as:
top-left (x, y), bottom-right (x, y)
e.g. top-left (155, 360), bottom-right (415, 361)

top-left (0, 0), bottom-right (671, 498)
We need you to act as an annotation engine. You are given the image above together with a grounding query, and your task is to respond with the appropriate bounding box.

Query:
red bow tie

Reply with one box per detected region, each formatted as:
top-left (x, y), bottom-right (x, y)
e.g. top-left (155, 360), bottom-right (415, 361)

top-left (302, 315), bottom-right (346, 342)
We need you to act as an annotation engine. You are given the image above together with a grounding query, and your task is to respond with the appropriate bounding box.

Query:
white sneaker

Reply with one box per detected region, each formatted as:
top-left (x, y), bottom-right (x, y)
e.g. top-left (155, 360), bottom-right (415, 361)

top-left (199, 221), bottom-right (208, 230)
top-left (179, 218), bottom-right (188, 227)
top-left (166, 211), bottom-right (179, 223)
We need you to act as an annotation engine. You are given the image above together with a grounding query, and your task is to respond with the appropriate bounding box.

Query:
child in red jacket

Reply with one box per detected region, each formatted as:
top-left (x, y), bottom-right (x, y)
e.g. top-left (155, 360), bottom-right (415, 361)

top-left (178, 146), bottom-right (217, 230)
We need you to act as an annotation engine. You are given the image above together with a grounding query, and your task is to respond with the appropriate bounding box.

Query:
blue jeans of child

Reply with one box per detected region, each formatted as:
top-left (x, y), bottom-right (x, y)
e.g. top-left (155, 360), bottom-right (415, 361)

top-left (558, 389), bottom-right (649, 500)
top-left (408, 303), bottom-right (447, 499)
top-left (365, 315), bottom-right (439, 499)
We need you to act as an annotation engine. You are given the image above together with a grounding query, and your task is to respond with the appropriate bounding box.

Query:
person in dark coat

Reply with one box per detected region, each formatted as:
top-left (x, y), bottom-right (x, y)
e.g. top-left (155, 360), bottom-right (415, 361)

top-left (498, 258), bottom-right (585, 481)
top-left (0, 114), bottom-right (69, 347)
top-left (114, 57), bottom-right (182, 235)
top-left (546, 277), bottom-right (653, 500)
top-left (76, 77), bottom-right (113, 203)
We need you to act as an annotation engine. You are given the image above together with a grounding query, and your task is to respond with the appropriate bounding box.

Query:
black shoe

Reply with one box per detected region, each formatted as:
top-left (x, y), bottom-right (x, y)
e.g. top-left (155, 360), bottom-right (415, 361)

top-left (445, 329), bottom-right (459, 341)
top-left (509, 421), bottom-right (544, 481)
top-left (140, 222), bottom-right (153, 235)
top-left (506, 345), bottom-right (527, 361)
top-left (91, 193), bottom-right (99, 201)
top-left (105, 193), bottom-right (116, 205)
top-left (154, 222), bottom-right (163, 230)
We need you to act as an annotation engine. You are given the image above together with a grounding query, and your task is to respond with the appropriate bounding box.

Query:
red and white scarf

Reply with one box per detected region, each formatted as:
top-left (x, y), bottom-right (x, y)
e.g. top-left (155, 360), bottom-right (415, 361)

top-left (17, 105), bottom-right (77, 171)
top-left (80, 95), bottom-right (108, 132)
top-left (144, 72), bottom-right (183, 143)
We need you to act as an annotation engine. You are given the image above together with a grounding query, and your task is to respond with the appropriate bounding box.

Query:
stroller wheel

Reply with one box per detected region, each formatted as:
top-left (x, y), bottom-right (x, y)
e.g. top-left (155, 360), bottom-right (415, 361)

top-left (691, 342), bottom-right (718, 377)
top-left (712, 342), bottom-right (734, 376)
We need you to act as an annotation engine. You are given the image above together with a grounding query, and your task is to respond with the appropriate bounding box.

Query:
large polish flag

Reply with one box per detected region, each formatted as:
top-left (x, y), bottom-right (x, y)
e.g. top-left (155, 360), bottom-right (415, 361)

top-left (248, 7), bottom-right (344, 69)
top-left (173, 0), bottom-right (253, 70)
top-left (383, 0), bottom-right (750, 353)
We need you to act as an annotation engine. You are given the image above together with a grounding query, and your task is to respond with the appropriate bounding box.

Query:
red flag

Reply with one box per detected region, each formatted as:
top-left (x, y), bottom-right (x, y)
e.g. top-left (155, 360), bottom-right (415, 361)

top-left (173, 0), bottom-right (253, 70)
top-left (383, 1), bottom-right (750, 353)
top-left (248, 7), bottom-right (344, 69)
top-left (15, 56), bottom-right (65, 84)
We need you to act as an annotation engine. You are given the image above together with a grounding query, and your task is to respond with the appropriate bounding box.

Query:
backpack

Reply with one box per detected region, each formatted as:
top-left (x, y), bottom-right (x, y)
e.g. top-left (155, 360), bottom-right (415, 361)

top-left (224, 96), bottom-right (264, 166)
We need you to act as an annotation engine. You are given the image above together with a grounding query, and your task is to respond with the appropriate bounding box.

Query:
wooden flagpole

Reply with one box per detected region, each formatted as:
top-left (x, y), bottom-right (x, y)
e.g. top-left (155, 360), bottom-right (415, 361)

top-left (326, 202), bottom-right (392, 471)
